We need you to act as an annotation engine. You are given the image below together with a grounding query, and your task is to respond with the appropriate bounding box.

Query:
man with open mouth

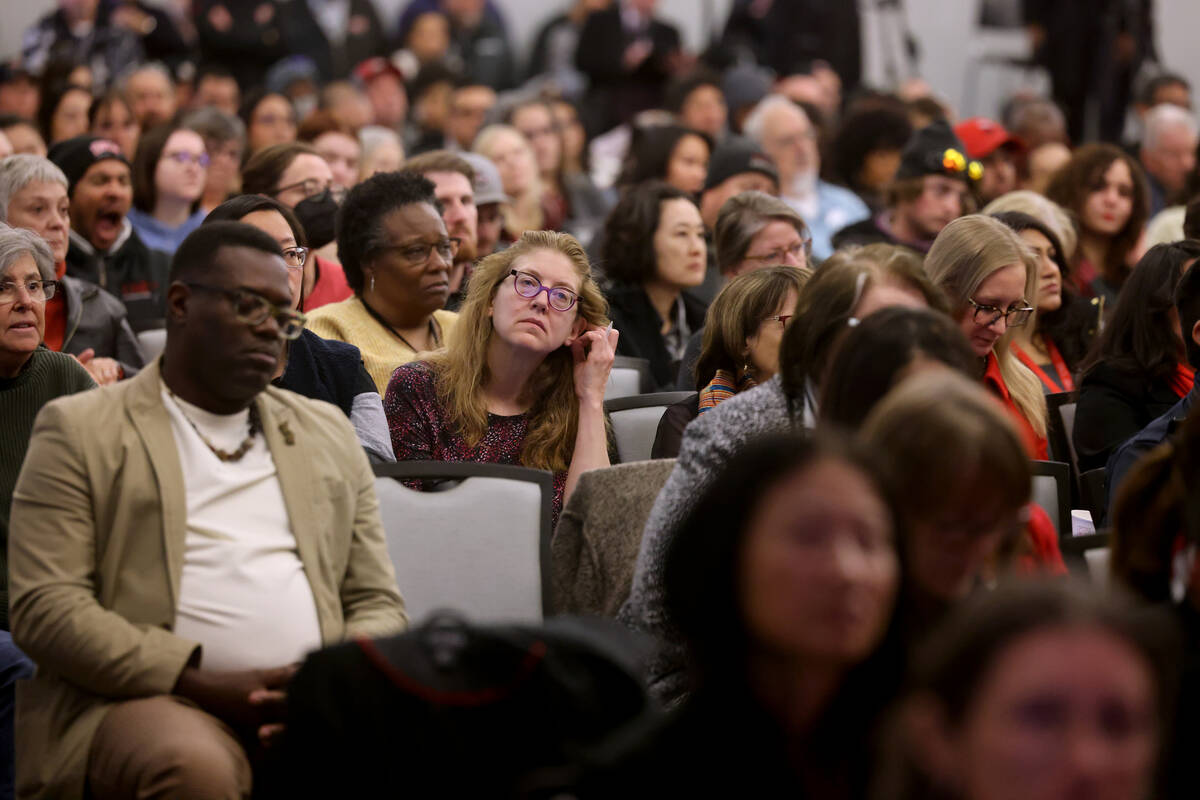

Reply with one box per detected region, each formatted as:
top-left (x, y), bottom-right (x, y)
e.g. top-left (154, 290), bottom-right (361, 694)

top-left (49, 135), bottom-right (171, 333)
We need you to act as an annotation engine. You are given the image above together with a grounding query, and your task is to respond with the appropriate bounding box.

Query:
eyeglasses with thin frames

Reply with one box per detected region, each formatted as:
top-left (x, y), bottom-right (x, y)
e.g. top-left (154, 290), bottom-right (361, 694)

top-left (967, 298), bottom-right (1033, 328)
top-left (0, 278), bottom-right (57, 306)
top-left (375, 238), bottom-right (461, 266)
top-left (184, 282), bottom-right (306, 340)
top-left (509, 269), bottom-right (578, 312)
top-left (743, 238), bottom-right (812, 264)
top-left (282, 246), bottom-right (309, 270)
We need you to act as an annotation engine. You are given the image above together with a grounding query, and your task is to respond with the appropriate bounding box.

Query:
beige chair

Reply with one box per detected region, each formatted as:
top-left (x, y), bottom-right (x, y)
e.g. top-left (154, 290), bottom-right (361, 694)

top-left (551, 459), bottom-right (676, 617)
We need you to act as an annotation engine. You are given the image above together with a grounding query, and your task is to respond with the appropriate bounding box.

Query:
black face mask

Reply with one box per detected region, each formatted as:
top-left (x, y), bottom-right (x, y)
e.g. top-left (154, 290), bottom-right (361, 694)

top-left (293, 188), bottom-right (340, 250)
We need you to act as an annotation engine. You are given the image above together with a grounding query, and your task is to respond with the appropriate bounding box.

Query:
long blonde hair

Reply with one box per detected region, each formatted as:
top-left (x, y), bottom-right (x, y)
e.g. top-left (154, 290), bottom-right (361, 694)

top-left (925, 214), bottom-right (1048, 438)
top-left (425, 230), bottom-right (609, 472)
top-left (473, 124), bottom-right (545, 237)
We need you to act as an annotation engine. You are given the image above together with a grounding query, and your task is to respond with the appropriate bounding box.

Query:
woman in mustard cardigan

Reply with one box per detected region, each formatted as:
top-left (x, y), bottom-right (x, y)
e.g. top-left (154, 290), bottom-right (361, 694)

top-left (304, 170), bottom-right (459, 392)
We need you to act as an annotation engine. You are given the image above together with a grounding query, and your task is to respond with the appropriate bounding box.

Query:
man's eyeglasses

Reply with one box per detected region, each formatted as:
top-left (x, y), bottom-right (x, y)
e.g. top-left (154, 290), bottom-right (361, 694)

top-left (743, 238), bottom-right (812, 264)
top-left (510, 270), bottom-right (578, 312)
top-left (163, 151), bottom-right (211, 168)
top-left (282, 246), bottom-right (309, 270)
top-left (184, 282), bottom-right (306, 340)
top-left (0, 278), bottom-right (57, 306)
top-left (376, 238), bottom-right (461, 266)
top-left (967, 298), bottom-right (1034, 328)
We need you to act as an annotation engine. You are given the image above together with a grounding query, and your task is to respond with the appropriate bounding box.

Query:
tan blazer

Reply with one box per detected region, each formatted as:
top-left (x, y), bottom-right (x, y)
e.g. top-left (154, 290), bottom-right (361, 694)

top-left (8, 360), bottom-right (407, 799)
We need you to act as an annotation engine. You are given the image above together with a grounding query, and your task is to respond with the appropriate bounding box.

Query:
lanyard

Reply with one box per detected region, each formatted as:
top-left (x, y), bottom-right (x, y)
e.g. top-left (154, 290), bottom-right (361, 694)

top-left (1012, 339), bottom-right (1074, 393)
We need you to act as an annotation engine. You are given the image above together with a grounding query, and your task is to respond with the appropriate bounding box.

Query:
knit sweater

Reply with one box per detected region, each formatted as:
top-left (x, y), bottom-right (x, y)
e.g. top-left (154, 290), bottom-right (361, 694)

top-left (304, 295), bottom-right (459, 394)
top-left (0, 347), bottom-right (94, 629)
top-left (619, 375), bottom-right (803, 701)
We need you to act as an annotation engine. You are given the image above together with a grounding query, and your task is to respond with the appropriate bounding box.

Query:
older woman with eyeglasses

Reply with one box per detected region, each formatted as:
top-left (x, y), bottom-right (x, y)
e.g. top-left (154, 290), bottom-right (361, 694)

top-left (242, 142), bottom-right (352, 311)
top-left (203, 195), bottom-right (394, 461)
top-left (384, 229), bottom-right (616, 522)
top-left (304, 171), bottom-right (461, 394)
top-left (0, 223), bottom-right (94, 608)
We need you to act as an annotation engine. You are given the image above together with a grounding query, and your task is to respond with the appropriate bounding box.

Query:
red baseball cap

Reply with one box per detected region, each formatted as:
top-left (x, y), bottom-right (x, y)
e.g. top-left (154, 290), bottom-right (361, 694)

top-left (353, 57), bottom-right (404, 86)
top-left (954, 117), bottom-right (1025, 159)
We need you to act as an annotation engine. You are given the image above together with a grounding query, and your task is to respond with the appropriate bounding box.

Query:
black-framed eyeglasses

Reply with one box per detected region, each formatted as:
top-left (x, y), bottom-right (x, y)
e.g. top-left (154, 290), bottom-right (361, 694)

top-left (184, 282), bottom-right (306, 340)
top-left (967, 298), bottom-right (1034, 328)
top-left (509, 269), bottom-right (578, 312)
top-left (375, 238), bottom-right (461, 266)
top-left (282, 246), bottom-right (309, 270)
top-left (0, 278), bottom-right (57, 306)
top-left (743, 236), bottom-right (812, 264)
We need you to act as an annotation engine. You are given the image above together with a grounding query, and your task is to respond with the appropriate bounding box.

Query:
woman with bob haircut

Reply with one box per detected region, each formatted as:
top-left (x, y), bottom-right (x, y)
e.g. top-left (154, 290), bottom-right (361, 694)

top-left (983, 193), bottom-right (1101, 392)
top-left (127, 123), bottom-right (210, 256)
top-left (600, 180), bottom-right (709, 390)
top-left (1073, 240), bottom-right (1200, 473)
top-left (1044, 143), bottom-right (1149, 304)
top-left (624, 243), bottom-right (944, 701)
top-left (925, 214), bottom-right (1049, 459)
top-left (384, 230), bottom-right (617, 521)
top-left (694, 265), bottom-right (810, 411)
top-left (578, 432), bottom-right (903, 795)
top-left (881, 579), bottom-right (1177, 800)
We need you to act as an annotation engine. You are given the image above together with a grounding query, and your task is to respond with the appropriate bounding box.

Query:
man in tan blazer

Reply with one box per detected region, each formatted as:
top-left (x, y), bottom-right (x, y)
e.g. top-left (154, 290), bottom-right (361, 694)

top-left (8, 222), bottom-right (407, 799)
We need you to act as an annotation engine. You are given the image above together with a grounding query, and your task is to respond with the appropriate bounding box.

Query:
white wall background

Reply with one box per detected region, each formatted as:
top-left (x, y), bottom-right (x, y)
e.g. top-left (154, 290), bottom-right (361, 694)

top-left (3, 0), bottom-right (1199, 124)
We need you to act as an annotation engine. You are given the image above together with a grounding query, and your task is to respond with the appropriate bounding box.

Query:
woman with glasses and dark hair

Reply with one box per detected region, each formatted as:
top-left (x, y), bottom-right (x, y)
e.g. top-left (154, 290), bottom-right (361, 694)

top-left (599, 181), bottom-right (709, 390)
top-left (242, 142), bottom-right (351, 311)
top-left (203, 196), bottom-right (393, 462)
top-left (384, 229), bottom-right (616, 523)
top-left (1073, 240), bottom-right (1200, 472)
top-left (304, 170), bottom-right (461, 394)
top-left (127, 123), bottom-right (210, 256)
top-left (925, 214), bottom-right (1048, 459)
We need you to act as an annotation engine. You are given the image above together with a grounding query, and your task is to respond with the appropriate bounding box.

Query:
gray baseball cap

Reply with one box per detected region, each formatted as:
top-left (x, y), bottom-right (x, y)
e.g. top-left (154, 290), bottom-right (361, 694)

top-left (460, 152), bottom-right (509, 206)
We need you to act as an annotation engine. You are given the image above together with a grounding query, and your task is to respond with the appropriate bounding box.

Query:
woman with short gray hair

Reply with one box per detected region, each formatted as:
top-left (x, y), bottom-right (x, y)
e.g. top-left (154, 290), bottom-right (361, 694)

top-left (0, 154), bottom-right (145, 383)
top-left (713, 190), bottom-right (810, 276)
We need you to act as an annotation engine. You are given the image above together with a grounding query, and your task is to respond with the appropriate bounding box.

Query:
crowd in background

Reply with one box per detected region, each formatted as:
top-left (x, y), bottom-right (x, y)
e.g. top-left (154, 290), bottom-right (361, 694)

top-left (0, 0), bottom-right (1199, 797)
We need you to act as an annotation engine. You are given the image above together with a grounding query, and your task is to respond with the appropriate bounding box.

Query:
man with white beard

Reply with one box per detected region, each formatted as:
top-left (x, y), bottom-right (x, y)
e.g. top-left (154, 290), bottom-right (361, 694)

top-left (742, 95), bottom-right (868, 261)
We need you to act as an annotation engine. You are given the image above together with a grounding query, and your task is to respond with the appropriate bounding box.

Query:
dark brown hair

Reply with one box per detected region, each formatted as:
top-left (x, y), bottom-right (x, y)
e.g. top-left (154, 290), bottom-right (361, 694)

top-left (132, 122), bottom-right (202, 213)
top-left (241, 142), bottom-right (321, 197)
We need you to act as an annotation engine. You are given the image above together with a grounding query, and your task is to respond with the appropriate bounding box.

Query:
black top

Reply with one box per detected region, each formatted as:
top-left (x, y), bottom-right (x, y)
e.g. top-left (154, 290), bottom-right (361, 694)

top-left (275, 329), bottom-right (374, 419)
top-left (1073, 360), bottom-right (1182, 472)
top-left (64, 227), bottom-right (169, 334)
top-left (606, 283), bottom-right (708, 392)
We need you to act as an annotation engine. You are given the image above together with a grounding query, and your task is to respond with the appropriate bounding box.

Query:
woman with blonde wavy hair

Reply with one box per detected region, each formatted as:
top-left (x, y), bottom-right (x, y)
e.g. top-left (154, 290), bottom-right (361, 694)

top-left (383, 230), bottom-right (617, 521)
top-left (925, 214), bottom-right (1049, 459)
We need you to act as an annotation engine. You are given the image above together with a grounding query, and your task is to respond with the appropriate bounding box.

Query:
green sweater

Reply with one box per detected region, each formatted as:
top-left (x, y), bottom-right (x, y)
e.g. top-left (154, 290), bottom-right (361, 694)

top-left (1, 347), bottom-right (94, 629)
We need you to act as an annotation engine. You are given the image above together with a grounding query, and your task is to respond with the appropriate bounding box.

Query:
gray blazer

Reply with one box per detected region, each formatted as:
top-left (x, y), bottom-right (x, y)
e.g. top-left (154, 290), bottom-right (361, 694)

top-left (59, 275), bottom-right (146, 375)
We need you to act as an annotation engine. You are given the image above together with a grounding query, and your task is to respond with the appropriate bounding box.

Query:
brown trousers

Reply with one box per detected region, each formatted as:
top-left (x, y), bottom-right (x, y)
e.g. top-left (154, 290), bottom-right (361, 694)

top-left (86, 695), bottom-right (252, 799)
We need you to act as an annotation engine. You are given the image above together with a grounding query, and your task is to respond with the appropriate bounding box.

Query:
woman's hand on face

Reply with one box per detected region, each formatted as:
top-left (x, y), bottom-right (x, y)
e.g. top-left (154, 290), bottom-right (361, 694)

top-left (570, 324), bottom-right (618, 408)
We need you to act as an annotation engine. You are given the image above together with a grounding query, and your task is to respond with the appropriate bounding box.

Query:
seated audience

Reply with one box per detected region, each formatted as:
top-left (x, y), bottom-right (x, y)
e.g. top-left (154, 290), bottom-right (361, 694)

top-left (190, 65), bottom-right (240, 117)
top-left (1073, 240), bottom-right (1200, 472)
top-left (239, 90), bottom-right (298, 157)
top-left (89, 90), bottom-right (140, 162)
top-left (304, 170), bottom-right (460, 393)
top-left (1107, 256), bottom-right (1200, 514)
top-left (445, 81), bottom-right (498, 151)
top-left (509, 98), bottom-right (611, 248)
top-left (1044, 143), bottom-right (1149, 304)
top-left (1139, 103), bottom-right (1197, 217)
top-left (580, 433), bottom-right (901, 795)
top-left (181, 107), bottom-right (246, 215)
top-left (695, 266), bottom-right (809, 412)
top-left (297, 110), bottom-right (361, 196)
top-left (203, 195), bottom-right (394, 462)
top-left (241, 142), bottom-right (352, 310)
top-left (403, 150), bottom-right (480, 311)
top-left (1022, 141), bottom-right (1071, 194)
top-left (624, 245), bottom-right (942, 700)
top-left (990, 210), bottom-right (1097, 392)
top-left (925, 215), bottom-right (1048, 459)
top-left (698, 138), bottom-right (779, 233)
top-left (887, 580), bottom-right (1176, 800)
top-left (121, 63), bottom-right (178, 129)
top-left (461, 152), bottom-right (508, 258)
top-left (0, 224), bottom-right (94, 800)
top-left (0, 154), bottom-right (144, 382)
top-left (953, 117), bottom-right (1023, 205)
top-left (358, 125), bottom-right (405, 182)
top-left (473, 124), bottom-right (543, 242)
top-left (126, 124), bottom-right (210, 255)
top-left (619, 124), bottom-right (712, 197)
top-left (665, 69), bottom-right (728, 142)
top-left (38, 82), bottom-right (92, 149)
top-left (8, 222), bottom-right (406, 798)
top-left (829, 104), bottom-right (912, 214)
top-left (49, 135), bottom-right (170, 332)
top-left (833, 120), bottom-right (977, 255)
top-left (0, 116), bottom-right (45, 158)
top-left (744, 95), bottom-right (869, 260)
top-left (384, 230), bottom-right (615, 523)
top-left (599, 181), bottom-right (707, 390)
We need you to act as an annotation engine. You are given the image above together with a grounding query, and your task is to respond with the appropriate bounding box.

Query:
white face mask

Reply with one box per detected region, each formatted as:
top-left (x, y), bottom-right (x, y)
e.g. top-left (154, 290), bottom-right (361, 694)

top-left (292, 94), bottom-right (318, 122)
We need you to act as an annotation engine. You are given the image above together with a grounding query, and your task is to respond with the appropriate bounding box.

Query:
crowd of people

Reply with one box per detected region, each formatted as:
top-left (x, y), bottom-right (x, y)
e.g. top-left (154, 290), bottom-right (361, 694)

top-left (0, 0), bottom-right (1199, 797)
